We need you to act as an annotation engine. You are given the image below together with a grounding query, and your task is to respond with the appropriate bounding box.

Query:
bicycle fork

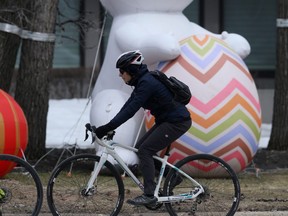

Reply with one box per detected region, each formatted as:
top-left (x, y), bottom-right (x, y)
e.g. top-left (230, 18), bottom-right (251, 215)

top-left (83, 153), bottom-right (108, 196)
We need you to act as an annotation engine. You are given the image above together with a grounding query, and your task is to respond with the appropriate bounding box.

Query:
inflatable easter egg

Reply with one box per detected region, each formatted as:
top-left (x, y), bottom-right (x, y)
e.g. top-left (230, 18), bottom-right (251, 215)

top-left (0, 89), bottom-right (28, 177)
top-left (145, 35), bottom-right (261, 174)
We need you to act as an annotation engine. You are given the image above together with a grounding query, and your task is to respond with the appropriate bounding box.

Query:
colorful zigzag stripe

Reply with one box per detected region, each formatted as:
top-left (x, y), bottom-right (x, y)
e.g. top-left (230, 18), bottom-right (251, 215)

top-left (146, 35), bottom-right (262, 173)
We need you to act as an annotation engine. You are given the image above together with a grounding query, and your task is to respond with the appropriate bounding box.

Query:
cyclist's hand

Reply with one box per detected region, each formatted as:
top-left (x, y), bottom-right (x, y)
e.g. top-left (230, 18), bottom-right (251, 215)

top-left (95, 124), bottom-right (113, 139)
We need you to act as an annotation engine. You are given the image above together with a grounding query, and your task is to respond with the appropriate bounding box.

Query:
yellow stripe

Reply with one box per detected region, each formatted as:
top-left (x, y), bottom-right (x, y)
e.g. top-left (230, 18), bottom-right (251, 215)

top-left (2, 93), bottom-right (21, 155)
top-left (0, 113), bottom-right (4, 153)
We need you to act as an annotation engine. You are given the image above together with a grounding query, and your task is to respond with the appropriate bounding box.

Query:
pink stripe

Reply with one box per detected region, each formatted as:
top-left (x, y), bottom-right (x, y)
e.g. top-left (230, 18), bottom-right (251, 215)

top-left (190, 79), bottom-right (261, 114)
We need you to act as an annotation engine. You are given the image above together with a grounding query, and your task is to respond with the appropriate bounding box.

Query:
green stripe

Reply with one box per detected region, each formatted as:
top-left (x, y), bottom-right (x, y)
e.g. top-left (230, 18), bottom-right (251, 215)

top-left (181, 36), bottom-right (233, 57)
top-left (189, 110), bottom-right (261, 142)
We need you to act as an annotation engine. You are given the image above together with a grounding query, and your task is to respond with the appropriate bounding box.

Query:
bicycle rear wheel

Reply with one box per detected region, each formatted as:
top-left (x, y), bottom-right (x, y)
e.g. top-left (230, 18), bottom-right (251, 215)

top-left (0, 154), bottom-right (43, 216)
top-left (47, 154), bottom-right (125, 216)
top-left (163, 154), bottom-right (241, 216)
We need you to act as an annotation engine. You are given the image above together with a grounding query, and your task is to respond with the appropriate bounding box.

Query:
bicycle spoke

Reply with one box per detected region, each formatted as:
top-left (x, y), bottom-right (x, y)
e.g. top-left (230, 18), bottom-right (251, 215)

top-left (0, 154), bottom-right (43, 215)
top-left (47, 154), bottom-right (124, 216)
top-left (164, 154), bottom-right (241, 216)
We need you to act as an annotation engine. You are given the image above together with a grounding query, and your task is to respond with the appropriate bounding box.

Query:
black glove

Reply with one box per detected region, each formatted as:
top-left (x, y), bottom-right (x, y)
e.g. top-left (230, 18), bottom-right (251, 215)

top-left (95, 124), bottom-right (113, 139)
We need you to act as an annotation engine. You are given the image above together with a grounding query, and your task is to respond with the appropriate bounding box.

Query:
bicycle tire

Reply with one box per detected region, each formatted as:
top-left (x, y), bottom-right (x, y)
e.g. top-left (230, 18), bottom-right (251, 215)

top-left (47, 154), bottom-right (125, 216)
top-left (0, 154), bottom-right (43, 216)
top-left (163, 154), bottom-right (241, 216)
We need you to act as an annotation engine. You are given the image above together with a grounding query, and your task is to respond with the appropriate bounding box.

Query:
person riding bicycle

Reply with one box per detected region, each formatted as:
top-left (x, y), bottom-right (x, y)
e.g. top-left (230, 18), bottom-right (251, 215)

top-left (94, 50), bottom-right (191, 206)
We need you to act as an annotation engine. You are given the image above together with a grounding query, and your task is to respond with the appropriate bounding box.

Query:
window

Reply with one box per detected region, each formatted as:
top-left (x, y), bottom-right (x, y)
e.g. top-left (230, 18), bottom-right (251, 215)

top-left (223, 0), bottom-right (277, 71)
top-left (184, 0), bottom-right (200, 23)
top-left (53, 0), bottom-right (81, 68)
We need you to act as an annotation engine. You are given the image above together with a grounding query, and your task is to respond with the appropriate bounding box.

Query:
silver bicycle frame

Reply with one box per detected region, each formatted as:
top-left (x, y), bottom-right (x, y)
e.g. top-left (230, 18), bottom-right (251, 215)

top-left (85, 135), bottom-right (204, 202)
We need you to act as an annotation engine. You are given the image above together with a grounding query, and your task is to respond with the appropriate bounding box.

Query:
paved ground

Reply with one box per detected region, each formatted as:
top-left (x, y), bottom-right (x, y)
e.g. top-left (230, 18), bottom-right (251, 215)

top-left (6, 212), bottom-right (288, 216)
top-left (126, 212), bottom-right (288, 216)
top-left (99, 212), bottom-right (288, 216)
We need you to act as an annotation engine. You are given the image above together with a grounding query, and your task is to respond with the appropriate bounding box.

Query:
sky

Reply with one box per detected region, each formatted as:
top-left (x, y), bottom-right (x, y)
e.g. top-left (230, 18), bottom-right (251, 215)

top-left (46, 99), bottom-right (270, 149)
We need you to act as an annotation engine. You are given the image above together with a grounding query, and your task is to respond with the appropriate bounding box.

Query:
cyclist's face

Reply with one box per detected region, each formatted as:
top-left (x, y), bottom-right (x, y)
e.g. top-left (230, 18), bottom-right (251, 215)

top-left (119, 70), bottom-right (132, 84)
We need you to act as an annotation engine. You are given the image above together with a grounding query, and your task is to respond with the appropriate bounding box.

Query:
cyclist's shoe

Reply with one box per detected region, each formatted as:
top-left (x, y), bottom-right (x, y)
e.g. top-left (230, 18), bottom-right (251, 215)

top-left (127, 194), bottom-right (157, 206)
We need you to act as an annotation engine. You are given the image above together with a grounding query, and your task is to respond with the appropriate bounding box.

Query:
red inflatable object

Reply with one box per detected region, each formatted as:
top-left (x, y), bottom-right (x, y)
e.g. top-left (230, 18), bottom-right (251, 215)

top-left (0, 89), bottom-right (28, 177)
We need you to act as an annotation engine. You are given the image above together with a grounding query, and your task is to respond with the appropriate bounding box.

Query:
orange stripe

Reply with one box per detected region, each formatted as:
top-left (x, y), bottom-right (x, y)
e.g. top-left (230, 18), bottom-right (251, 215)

top-left (190, 94), bottom-right (261, 128)
top-left (180, 35), bottom-right (210, 46)
top-left (0, 91), bottom-right (16, 154)
top-left (192, 35), bottom-right (210, 46)
top-left (0, 90), bottom-right (18, 155)
top-left (9, 98), bottom-right (21, 156)
top-left (213, 138), bottom-right (253, 162)
top-left (146, 94), bottom-right (261, 130)
top-left (13, 99), bottom-right (28, 152)
top-left (167, 138), bottom-right (254, 165)
top-left (0, 113), bottom-right (4, 153)
top-left (162, 53), bottom-right (252, 83)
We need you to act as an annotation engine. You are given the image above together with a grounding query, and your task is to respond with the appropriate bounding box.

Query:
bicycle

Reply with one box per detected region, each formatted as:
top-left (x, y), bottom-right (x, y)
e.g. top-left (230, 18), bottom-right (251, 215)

top-left (47, 123), bottom-right (241, 216)
top-left (0, 154), bottom-right (43, 216)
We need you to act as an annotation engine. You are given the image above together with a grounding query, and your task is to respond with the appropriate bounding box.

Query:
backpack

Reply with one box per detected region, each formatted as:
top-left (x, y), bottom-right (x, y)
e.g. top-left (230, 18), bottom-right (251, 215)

top-left (150, 70), bottom-right (192, 105)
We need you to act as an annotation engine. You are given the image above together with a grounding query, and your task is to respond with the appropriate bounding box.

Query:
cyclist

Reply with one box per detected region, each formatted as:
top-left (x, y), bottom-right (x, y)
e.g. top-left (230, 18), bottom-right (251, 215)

top-left (94, 50), bottom-right (191, 206)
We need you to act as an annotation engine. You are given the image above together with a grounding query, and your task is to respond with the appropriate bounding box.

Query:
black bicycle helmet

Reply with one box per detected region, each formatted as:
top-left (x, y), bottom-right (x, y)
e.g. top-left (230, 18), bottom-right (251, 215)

top-left (116, 50), bottom-right (144, 69)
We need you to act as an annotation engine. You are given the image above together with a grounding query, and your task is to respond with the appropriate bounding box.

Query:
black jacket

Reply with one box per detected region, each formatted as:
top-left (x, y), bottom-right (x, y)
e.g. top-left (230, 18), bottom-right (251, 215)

top-left (108, 65), bottom-right (191, 129)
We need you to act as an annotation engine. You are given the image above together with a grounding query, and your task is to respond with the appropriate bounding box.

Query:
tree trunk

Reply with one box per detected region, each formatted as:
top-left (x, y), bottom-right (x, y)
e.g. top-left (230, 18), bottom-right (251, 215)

top-left (0, 0), bottom-right (22, 93)
top-left (268, 0), bottom-right (288, 150)
top-left (15, 0), bottom-right (58, 160)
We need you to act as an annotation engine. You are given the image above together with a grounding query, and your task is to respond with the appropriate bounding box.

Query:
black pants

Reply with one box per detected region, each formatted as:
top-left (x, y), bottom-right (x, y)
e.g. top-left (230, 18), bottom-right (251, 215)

top-left (135, 119), bottom-right (192, 196)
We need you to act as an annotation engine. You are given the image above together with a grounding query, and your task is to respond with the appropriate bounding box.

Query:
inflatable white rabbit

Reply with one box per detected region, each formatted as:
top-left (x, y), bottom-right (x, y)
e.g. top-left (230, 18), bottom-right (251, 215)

top-left (90, 0), bottom-right (251, 165)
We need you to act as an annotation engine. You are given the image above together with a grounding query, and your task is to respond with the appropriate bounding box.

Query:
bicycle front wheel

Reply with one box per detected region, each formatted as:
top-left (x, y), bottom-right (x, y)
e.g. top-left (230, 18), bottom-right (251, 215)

top-left (163, 154), bottom-right (241, 216)
top-left (47, 154), bottom-right (125, 216)
top-left (0, 154), bottom-right (43, 216)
